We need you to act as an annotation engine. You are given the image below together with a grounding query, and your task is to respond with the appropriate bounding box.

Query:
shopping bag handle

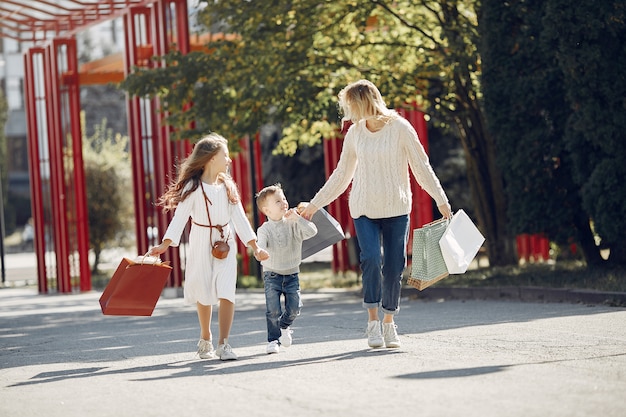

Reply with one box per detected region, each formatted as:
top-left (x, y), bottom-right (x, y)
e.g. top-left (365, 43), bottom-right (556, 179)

top-left (139, 253), bottom-right (170, 266)
top-left (421, 217), bottom-right (450, 228)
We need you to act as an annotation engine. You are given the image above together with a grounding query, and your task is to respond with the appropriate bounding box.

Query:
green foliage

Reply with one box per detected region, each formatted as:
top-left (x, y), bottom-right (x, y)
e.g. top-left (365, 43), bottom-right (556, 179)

top-left (542, 0), bottom-right (626, 263)
top-left (82, 116), bottom-right (132, 272)
top-left (119, 0), bottom-right (518, 265)
top-left (121, 0), bottom-right (482, 152)
top-left (480, 0), bottom-right (581, 243)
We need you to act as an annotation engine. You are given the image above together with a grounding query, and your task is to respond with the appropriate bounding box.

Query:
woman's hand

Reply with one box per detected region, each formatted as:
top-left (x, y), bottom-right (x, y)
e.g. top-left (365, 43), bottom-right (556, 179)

top-left (438, 203), bottom-right (453, 220)
top-left (298, 202), bottom-right (319, 221)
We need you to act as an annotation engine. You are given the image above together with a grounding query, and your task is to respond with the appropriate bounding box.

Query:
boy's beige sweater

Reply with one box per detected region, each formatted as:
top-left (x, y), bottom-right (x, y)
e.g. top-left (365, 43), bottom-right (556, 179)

top-left (310, 117), bottom-right (449, 219)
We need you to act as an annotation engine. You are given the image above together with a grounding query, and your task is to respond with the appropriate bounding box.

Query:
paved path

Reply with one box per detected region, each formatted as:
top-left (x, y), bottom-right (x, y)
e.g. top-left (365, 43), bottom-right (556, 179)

top-left (1, 286), bottom-right (625, 417)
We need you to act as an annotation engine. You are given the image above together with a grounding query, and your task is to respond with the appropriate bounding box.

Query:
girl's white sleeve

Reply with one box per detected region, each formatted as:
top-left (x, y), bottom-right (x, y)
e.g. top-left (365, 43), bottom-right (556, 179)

top-left (230, 201), bottom-right (257, 246)
top-left (162, 192), bottom-right (194, 247)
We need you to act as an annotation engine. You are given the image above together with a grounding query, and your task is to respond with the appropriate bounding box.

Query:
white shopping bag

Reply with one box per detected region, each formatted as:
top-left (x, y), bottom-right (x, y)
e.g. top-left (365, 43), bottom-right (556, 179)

top-left (438, 209), bottom-right (485, 274)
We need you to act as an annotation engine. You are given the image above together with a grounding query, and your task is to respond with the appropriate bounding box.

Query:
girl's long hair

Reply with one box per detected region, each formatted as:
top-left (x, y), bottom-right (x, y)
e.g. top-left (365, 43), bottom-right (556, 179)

top-left (338, 79), bottom-right (398, 126)
top-left (158, 133), bottom-right (240, 212)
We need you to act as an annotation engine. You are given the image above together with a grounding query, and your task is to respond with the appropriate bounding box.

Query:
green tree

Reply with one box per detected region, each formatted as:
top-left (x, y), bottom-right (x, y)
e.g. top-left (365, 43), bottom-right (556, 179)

top-left (82, 116), bottom-right (132, 273)
top-left (121, 0), bottom-right (518, 266)
top-left (542, 0), bottom-right (626, 264)
top-left (479, 0), bottom-right (601, 264)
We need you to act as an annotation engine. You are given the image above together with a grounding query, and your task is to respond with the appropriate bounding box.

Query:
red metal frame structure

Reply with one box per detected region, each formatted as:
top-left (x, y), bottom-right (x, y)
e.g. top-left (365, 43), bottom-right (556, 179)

top-left (23, 37), bottom-right (91, 293)
top-left (6, 0), bottom-right (271, 293)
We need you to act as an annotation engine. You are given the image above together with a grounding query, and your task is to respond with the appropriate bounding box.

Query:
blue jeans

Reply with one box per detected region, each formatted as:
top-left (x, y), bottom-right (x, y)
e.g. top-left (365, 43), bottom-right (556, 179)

top-left (353, 214), bottom-right (409, 315)
top-left (263, 271), bottom-right (302, 342)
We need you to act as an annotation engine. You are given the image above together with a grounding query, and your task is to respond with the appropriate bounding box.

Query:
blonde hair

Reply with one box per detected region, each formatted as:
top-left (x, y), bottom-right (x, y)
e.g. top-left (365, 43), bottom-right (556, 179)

top-left (338, 79), bottom-right (398, 124)
top-left (255, 183), bottom-right (283, 209)
top-left (159, 133), bottom-right (240, 211)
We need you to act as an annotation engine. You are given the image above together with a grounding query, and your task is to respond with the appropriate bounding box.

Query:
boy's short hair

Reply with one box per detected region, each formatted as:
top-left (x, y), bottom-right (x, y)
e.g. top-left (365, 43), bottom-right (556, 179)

top-left (255, 183), bottom-right (283, 208)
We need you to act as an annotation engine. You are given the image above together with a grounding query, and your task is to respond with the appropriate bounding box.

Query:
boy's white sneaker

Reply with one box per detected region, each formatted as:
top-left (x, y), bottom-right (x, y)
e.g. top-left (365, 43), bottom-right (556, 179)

top-left (279, 327), bottom-right (293, 347)
top-left (266, 340), bottom-right (280, 354)
top-left (367, 320), bottom-right (384, 348)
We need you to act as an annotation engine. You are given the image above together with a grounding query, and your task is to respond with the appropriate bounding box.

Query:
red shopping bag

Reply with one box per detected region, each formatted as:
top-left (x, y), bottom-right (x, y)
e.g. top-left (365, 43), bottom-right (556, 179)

top-left (99, 256), bottom-right (172, 316)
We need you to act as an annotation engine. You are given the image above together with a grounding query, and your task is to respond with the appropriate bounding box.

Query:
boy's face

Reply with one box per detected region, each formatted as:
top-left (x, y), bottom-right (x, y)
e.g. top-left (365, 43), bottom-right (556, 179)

top-left (262, 190), bottom-right (289, 221)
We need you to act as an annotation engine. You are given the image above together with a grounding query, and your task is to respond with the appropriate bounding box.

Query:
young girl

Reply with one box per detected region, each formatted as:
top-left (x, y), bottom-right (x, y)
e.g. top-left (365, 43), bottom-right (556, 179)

top-left (149, 133), bottom-right (269, 360)
top-left (300, 80), bottom-right (452, 349)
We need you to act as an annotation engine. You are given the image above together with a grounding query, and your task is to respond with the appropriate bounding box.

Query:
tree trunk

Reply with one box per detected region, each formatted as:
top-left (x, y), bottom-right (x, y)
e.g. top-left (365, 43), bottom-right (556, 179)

top-left (574, 210), bottom-right (604, 266)
top-left (452, 74), bottom-right (518, 267)
top-left (92, 248), bottom-right (101, 274)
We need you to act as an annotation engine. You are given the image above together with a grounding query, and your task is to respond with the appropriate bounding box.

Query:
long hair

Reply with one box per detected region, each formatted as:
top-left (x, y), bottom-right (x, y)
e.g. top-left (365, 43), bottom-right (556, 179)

top-left (338, 79), bottom-right (398, 125)
top-left (158, 133), bottom-right (240, 211)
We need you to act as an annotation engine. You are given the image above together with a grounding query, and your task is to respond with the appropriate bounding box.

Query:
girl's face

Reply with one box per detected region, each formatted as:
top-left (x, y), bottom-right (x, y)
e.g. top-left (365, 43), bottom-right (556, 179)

top-left (209, 145), bottom-right (231, 174)
top-left (262, 190), bottom-right (289, 221)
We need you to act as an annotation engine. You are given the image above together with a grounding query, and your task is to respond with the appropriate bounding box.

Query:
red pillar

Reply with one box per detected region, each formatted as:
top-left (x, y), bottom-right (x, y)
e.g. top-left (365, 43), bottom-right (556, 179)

top-left (61, 38), bottom-right (92, 292)
top-left (24, 48), bottom-right (48, 293)
top-left (45, 41), bottom-right (72, 292)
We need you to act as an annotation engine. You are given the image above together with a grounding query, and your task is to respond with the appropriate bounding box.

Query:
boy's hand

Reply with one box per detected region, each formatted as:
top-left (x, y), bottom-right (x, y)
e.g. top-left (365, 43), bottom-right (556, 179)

top-left (284, 208), bottom-right (300, 220)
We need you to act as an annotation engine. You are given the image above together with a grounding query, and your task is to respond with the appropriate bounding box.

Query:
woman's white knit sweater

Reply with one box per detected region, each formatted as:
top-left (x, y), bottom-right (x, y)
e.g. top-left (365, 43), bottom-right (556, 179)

top-left (310, 117), bottom-right (448, 219)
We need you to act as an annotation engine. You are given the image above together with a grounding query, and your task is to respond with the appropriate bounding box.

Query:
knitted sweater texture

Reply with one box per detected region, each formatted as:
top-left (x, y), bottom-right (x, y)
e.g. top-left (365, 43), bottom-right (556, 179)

top-left (257, 216), bottom-right (318, 275)
top-left (310, 118), bottom-right (448, 219)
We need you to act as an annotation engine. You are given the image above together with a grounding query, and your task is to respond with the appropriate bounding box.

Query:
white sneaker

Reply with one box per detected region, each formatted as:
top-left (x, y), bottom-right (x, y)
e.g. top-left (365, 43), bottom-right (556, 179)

top-left (279, 327), bottom-right (293, 347)
top-left (216, 339), bottom-right (238, 360)
top-left (382, 322), bottom-right (401, 348)
top-left (197, 339), bottom-right (215, 359)
top-left (266, 340), bottom-right (280, 354)
top-left (366, 320), bottom-right (384, 348)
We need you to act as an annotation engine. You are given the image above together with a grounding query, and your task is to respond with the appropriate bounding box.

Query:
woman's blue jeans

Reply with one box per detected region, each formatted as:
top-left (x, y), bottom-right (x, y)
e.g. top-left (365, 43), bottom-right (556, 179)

top-left (263, 271), bottom-right (302, 342)
top-left (353, 214), bottom-right (409, 315)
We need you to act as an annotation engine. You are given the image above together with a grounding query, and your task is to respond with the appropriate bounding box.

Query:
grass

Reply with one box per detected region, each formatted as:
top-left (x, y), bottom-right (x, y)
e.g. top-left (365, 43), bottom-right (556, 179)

top-left (442, 261), bottom-right (626, 293)
top-left (295, 259), bottom-right (626, 293)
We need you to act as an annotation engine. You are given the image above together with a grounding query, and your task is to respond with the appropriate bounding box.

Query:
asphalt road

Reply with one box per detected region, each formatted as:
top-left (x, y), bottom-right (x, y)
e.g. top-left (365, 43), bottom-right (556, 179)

top-left (1, 285), bottom-right (625, 417)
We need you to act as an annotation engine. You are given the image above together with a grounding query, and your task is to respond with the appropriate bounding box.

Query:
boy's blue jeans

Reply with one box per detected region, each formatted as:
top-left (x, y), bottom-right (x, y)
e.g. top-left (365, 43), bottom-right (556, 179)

top-left (263, 271), bottom-right (302, 342)
top-left (353, 214), bottom-right (409, 315)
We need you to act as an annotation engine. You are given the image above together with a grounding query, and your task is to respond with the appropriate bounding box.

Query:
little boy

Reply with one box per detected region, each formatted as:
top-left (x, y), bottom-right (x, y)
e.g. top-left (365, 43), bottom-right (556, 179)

top-left (254, 184), bottom-right (317, 354)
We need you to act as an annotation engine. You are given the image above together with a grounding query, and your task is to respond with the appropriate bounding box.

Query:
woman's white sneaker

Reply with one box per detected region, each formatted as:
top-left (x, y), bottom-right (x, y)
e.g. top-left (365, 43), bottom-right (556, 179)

top-left (367, 320), bottom-right (384, 348)
top-left (382, 322), bottom-right (401, 348)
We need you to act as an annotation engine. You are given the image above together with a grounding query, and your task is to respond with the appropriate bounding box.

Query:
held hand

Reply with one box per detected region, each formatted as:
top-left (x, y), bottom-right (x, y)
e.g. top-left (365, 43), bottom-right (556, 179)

top-left (254, 248), bottom-right (270, 261)
top-left (284, 208), bottom-right (299, 220)
top-left (438, 203), bottom-right (453, 220)
top-left (298, 202), bottom-right (319, 221)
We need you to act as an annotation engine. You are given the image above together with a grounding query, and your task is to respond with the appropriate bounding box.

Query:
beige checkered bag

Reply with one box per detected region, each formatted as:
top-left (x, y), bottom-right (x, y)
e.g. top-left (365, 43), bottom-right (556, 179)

top-left (408, 218), bottom-right (450, 291)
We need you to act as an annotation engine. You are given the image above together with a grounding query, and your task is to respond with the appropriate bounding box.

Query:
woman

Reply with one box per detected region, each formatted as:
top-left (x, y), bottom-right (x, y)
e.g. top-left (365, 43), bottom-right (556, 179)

top-left (300, 80), bottom-right (452, 349)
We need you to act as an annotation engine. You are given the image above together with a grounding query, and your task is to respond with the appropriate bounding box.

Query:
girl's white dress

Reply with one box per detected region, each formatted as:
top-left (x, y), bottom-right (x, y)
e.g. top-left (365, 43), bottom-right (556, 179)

top-left (162, 181), bottom-right (256, 306)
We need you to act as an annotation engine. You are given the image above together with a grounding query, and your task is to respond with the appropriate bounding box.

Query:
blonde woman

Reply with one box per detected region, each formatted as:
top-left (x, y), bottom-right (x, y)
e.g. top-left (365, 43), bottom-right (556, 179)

top-left (300, 80), bottom-right (452, 349)
top-left (149, 133), bottom-right (269, 360)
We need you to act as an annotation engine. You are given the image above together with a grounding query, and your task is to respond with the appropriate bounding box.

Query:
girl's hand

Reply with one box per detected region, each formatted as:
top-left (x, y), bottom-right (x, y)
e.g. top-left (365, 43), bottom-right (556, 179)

top-left (148, 239), bottom-right (171, 257)
top-left (254, 248), bottom-right (269, 261)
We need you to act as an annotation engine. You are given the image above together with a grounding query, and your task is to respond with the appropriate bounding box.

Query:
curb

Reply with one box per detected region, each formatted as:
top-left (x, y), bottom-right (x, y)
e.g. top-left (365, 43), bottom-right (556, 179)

top-left (403, 286), bottom-right (626, 306)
